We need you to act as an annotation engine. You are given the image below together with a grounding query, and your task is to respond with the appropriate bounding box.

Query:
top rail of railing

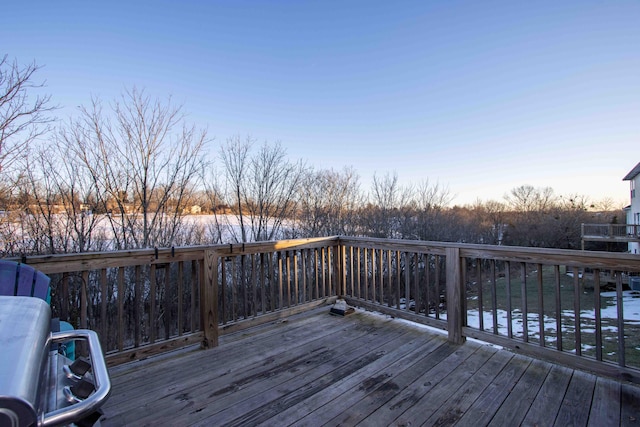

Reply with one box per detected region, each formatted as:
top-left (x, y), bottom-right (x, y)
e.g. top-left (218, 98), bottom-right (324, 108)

top-left (582, 223), bottom-right (640, 239)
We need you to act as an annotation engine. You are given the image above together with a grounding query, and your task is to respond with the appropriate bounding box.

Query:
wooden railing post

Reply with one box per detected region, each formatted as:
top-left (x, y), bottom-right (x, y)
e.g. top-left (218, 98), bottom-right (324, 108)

top-left (446, 247), bottom-right (465, 344)
top-left (337, 239), bottom-right (346, 296)
top-left (202, 249), bottom-right (219, 349)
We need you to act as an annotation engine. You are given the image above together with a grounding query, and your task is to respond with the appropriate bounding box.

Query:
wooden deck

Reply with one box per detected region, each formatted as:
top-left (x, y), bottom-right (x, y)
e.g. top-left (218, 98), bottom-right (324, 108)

top-left (100, 306), bottom-right (640, 426)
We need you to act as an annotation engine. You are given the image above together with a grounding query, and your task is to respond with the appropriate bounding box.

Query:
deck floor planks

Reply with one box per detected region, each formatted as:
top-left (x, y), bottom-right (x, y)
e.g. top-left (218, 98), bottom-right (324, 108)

top-left (454, 353), bottom-right (532, 427)
top-left (226, 329), bottom-right (443, 426)
top-left (521, 364), bottom-right (573, 427)
top-left (107, 311), bottom-right (404, 425)
top-left (420, 349), bottom-right (515, 427)
top-left (100, 308), bottom-right (640, 427)
top-left (554, 370), bottom-right (597, 427)
top-left (106, 308), bottom-right (336, 396)
top-left (487, 358), bottom-right (553, 426)
top-left (620, 383), bottom-right (640, 426)
top-left (390, 346), bottom-right (499, 427)
top-left (188, 322), bottom-right (417, 426)
top-left (304, 342), bottom-right (474, 426)
top-left (104, 308), bottom-right (357, 416)
top-left (588, 377), bottom-right (621, 427)
top-left (256, 331), bottom-right (448, 426)
top-left (347, 342), bottom-right (482, 427)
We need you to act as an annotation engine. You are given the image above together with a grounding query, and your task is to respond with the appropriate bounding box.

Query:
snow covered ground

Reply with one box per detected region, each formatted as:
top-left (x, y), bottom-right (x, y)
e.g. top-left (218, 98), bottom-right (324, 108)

top-left (466, 290), bottom-right (640, 355)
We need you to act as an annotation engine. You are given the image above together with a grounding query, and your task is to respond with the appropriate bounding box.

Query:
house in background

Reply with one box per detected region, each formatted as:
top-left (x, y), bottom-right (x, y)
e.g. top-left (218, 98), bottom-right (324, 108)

top-left (581, 161), bottom-right (640, 253)
top-left (624, 161), bottom-right (640, 254)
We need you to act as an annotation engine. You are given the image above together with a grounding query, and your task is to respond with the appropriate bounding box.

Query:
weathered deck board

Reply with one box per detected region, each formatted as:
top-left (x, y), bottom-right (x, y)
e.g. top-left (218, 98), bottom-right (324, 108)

top-left (100, 307), bottom-right (640, 427)
top-left (521, 364), bottom-right (573, 427)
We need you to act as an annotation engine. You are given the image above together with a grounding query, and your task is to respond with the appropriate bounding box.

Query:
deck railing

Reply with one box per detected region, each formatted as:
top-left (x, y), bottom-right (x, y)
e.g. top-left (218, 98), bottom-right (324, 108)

top-left (339, 237), bottom-right (640, 383)
top-left (17, 237), bottom-right (340, 365)
top-left (8, 236), bottom-right (640, 382)
top-left (582, 223), bottom-right (640, 239)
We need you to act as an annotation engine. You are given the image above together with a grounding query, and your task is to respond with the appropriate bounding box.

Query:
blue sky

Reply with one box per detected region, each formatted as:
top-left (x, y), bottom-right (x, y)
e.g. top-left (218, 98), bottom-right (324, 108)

top-left (3, 1), bottom-right (639, 206)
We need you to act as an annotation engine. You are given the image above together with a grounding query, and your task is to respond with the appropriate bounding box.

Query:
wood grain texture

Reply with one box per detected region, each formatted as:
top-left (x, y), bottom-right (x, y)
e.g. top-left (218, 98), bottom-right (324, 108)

top-left (100, 308), bottom-right (638, 427)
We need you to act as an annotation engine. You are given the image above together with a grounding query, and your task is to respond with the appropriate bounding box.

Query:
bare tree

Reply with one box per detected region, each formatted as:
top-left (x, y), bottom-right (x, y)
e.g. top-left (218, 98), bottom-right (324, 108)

top-left (0, 55), bottom-right (55, 172)
top-left (295, 166), bottom-right (363, 237)
top-left (410, 179), bottom-right (453, 241)
top-left (62, 88), bottom-right (209, 249)
top-left (361, 172), bottom-right (413, 238)
top-left (215, 136), bottom-right (305, 242)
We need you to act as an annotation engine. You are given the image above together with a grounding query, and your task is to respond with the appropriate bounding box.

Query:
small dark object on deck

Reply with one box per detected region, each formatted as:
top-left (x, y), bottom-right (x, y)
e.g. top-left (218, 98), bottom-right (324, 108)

top-left (330, 299), bottom-right (355, 316)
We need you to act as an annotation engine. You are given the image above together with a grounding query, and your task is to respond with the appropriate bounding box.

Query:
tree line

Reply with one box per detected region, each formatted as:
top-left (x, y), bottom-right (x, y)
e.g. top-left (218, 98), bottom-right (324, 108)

top-left (0, 56), bottom-right (624, 256)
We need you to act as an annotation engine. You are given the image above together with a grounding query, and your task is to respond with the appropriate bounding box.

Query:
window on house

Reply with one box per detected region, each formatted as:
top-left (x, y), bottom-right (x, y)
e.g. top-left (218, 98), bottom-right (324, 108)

top-left (632, 180), bottom-right (636, 199)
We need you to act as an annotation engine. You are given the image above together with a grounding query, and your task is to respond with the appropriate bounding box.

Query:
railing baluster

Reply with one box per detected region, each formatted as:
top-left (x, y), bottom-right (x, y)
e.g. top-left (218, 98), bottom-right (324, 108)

top-left (293, 251), bottom-right (299, 305)
top-left (315, 248), bottom-right (320, 300)
top-left (404, 252), bottom-right (410, 312)
top-left (413, 253), bottom-right (419, 315)
top-left (554, 265), bottom-right (562, 351)
top-left (241, 255), bottom-right (248, 319)
top-left (251, 254), bottom-right (256, 317)
top-left (321, 248), bottom-right (326, 299)
top-left (490, 260), bottom-right (497, 335)
top-left (190, 261), bottom-right (196, 333)
top-left (349, 246), bottom-right (354, 298)
top-left (260, 253), bottom-right (266, 314)
top-left (425, 254), bottom-right (431, 317)
top-left (594, 268), bottom-right (602, 361)
top-left (363, 248), bottom-right (369, 302)
top-left (301, 251), bottom-right (307, 304)
top-left (286, 251), bottom-right (292, 308)
top-left (100, 268), bottom-right (108, 348)
top-left (278, 251), bottom-right (284, 308)
top-left (164, 264), bottom-right (170, 340)
top-left (177, 261), bottom-right (184, 336)
top-left (521, 262), bottom-right (528, 343)
top-left (221, 258), bottom-right (227, 324)
top-left (434, 255), bottom-right (440, 319)
top-left (232, 256), bottom-right (238, 321)
top-left (117, 266), bottom-right (124, 351)
top-left (269, 252), bottom-right (276, 312)
top-left (386, 250), bottom-right (392, 308)
top-left (537, 263), bottom-right (544, 347)
top-left (371, 249), bottom-right (376, 304)
top-left (376, 248), bottom-right (382, 303)
top-left (573, 266), bottom-right (581, 356)
top-left (616, 271), bottom-right (625, 367)
top-left (477, 259), bottom-right (483, 331)
top-left (134, 265), bottom-right (141, 347)
top-left (506, 261), bottom-right (512, 339)
top-left (149, 265), bottom-right (157, 344)
top-left (396, 250), bottom-right (401, 310)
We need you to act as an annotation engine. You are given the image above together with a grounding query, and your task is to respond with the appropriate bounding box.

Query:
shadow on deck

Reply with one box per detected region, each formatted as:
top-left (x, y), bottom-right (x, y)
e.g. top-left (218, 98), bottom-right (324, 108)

top-left (100, 306), bottom-right (640, 426)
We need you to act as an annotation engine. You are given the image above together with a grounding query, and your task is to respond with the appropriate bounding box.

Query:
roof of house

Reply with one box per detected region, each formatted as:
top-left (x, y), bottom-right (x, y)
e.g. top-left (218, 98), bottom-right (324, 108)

top-left (623, 162), bottom-right (640, 181)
